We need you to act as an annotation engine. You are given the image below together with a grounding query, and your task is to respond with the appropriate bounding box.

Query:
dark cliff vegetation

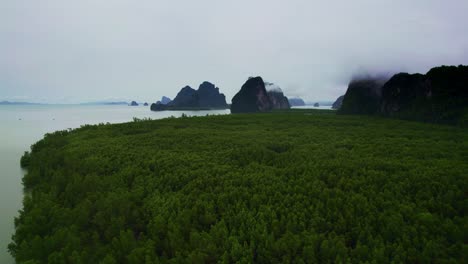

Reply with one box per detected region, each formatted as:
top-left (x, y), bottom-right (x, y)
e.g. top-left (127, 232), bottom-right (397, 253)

top-left (11, 110), bottom-right (467, 263)
top-left (339, 77), bottom-right (387, 115)
top-left (151, 82), bottom-right (228, 111)
top-left (231, 77), bottom-right (290, 113)
top-left (332, 95), bottom-right (344, 109)
top-left (265, 82), bottom-right (291, 110)
top-left (231, 77), bottom-right (271, 113)
top-left (338, 65), bottom-right (468, 126)
top-left (266, 90), bottom-right (290, 110)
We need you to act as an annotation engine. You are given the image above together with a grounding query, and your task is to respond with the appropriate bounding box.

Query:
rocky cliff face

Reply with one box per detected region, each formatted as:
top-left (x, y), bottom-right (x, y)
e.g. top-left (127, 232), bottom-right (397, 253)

top-left (151, 82), bottom-right (228, 111)
top-left (380, 73), bottom-right (428, 116)
top-left (231, 78), bottom-right (292, 113)
top-left (332, 95), bottom-right (344, 109)
top-left (197, 82), bottom-right (228, 108)
top-left (267, 90), bottom-right (290, 109)
top-left (264, 82), bottom-right (290, 109)
top-left (339, 65), bottom-right (468, 125)
top-left (381, 65), bottom-right (468, 124)
top-left (231, 77), bottom-right (273, 113)
top-left (288, 98), bottom-right (306, 106)
top-left (168, 86), bottom-right (199, 107)
top-left (153, 96), bottom-right (172, 106)
top-left (150, 102), bottom-right (166, 111)
top-left (338, 77), bottom-right (387, 115)
top-left (161, 96), bottom-right (172, 105)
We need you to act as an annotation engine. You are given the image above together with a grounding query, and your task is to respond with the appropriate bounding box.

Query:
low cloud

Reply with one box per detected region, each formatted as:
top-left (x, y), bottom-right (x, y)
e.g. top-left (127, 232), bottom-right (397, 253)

top-left (1, 0), bottom-right (467, 103)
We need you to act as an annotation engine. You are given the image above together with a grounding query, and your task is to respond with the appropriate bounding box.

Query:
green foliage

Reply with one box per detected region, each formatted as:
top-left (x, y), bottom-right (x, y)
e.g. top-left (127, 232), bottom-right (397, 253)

top-left (20, 151), bottom-right (31, 168)
top-left (133, 117), bottom-right (153, 122)
top-left (11, 110), bottom-right (468, 263)
top-left (338, 78), bottom-right (384, 115)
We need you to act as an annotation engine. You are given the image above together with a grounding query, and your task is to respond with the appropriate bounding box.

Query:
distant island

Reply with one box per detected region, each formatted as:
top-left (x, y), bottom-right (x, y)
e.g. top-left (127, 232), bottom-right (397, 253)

top-left (288, 98), bottom-right (306, 106)
top-left (231, 77), bottom-right (290, 113)
top-left (0, 101), bottom-right (43, 105)
top-left (80, 101), bottom-right (129, 105)
top-left (313, 101), bottom-right (334, 106)
top-left (151, 82), bottom-right (228, 111)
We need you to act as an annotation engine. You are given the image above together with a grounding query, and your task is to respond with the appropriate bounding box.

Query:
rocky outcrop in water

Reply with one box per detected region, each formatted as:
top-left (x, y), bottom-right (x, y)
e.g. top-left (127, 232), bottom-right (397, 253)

top-left (267, 89), bottom-right (290, 110)
top-left (129, 101), bottom-right (139, 106)
top-left (151, 82), bottom-right (228, 111)
top-left (169, 86), bottom-right (199, 107)
top-left (288, 98), bottom-right (306, 106)
top-left (231, 77), bottom-right (291, 113)
top-left (161, 96), bottom-right (172, 105)
top-left (150, 102), bottom-right (166, 111)
top-left (197, 82), bottom-right (228, 108)
top-left (231, 77), bottom-right (272, 113)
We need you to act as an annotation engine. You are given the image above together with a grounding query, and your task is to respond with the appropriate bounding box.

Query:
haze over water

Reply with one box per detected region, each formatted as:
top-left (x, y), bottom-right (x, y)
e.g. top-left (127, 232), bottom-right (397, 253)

top-left (0, 104), bottom-right (229, 263)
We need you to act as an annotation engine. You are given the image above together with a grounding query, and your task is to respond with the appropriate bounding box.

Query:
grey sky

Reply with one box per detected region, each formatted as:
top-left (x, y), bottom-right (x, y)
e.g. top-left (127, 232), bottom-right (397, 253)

top-left (1, 0), bottom-right (467, 103)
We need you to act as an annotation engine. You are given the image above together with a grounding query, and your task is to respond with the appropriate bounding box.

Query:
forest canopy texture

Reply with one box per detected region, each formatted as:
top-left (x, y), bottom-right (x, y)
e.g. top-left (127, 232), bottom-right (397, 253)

top-left (10, 110), bottom-right (467, 263)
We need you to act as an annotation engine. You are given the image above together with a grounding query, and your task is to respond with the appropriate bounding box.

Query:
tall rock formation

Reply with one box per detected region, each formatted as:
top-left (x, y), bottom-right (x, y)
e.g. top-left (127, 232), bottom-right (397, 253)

top-left (267, 90), bottom-right (290, 109)
top-left (338, 77), bottom-right (388, 115)
top-left (381, 65), bottom-right (468, 124)
top-left (151, 82), bottom-right (228, 111)
top-left (338, 65), bottom-right (468, 125)
top-left (265, 82), bottom-right (290, 110)
top-left (197, 82), bottom-right (228, 108)
top-left (169, 86), bottom-right (199, 107)
top-left (332, 95), bottom-right (344, 109)
top-left (380, 73), bottom-right (428, 116)
top-left (231, 77), bottom-right (273, 113)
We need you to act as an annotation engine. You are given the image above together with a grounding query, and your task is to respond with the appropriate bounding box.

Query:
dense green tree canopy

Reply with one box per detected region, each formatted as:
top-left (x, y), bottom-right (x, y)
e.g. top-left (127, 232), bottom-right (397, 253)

top-left (10, 110), bottom-right (468, 263)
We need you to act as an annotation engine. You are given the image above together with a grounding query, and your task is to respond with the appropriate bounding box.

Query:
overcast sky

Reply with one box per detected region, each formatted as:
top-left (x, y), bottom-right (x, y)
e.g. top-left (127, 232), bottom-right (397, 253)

top-left (1, 0), bottom-right (467, 103)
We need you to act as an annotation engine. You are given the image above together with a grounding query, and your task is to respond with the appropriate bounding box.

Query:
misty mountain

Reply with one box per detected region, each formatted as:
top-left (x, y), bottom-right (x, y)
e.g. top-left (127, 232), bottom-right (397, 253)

top-left (288, 98), bottom-right (306, 106)
top-left (339, 65), bottom-right (468, 125)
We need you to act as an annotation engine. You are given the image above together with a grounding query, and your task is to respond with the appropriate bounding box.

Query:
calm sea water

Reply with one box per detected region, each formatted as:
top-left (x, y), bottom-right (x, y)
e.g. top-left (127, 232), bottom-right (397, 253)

top-left (0, 104), bottom-right (229, 263)
top-left (292, 105), bottom-right (333, 110)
